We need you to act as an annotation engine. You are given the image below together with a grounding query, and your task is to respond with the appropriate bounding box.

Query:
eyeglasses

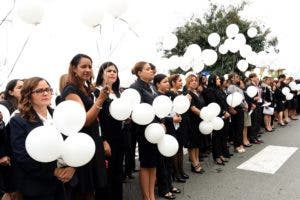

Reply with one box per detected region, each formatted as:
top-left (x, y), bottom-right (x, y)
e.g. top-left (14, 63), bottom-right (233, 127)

top-left (31, 87), bottom-right (53, 95)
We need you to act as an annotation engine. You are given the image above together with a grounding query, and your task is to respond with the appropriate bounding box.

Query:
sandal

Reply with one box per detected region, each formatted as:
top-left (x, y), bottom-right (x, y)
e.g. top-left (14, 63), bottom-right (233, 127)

top-left (170, 187), bottom-right (181, 194)
top-left (160, 192), bottom-right (176, 199)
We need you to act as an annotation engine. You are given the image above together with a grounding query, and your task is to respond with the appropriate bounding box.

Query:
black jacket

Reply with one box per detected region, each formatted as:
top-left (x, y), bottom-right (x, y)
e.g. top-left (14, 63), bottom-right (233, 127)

top-left (9, 111), bottom-right (63, 197)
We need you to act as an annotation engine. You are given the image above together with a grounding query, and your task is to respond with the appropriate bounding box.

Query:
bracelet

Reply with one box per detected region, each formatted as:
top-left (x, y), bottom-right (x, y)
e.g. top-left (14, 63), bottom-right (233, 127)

top-left (96, 105), bottom-right (102, 110)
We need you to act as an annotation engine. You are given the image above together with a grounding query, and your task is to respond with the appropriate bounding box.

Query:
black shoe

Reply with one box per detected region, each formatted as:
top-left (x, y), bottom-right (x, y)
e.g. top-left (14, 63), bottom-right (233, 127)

top-left (181, 173), bottom-right (189, 179)
top-left (160, 192), bottom-right (176, 199)
top-left (243, 143), bottom-right (252, 147)
top-left (127, 174), bottom-right (134, 179)
top-left (170, 187), bottom-right (181, 194)
top-left (214, 158), bottom-right (225, 166)
top-left (175, 177), bottom-right (186, 183)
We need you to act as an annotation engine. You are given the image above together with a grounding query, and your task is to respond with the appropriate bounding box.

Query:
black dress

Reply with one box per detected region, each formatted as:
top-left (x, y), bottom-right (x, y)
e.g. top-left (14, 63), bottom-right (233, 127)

top-left (187, 90), bottom-right (205, 148)
top-left (61, 85), bottom-right (107, 194)
top-left (95, 88), bottom-right (124, 200)
top-left (130, 78), bottom-right (159, 168)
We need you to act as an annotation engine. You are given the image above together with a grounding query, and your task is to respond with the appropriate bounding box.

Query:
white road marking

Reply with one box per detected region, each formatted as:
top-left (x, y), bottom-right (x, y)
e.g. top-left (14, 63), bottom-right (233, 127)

top-left (237, 145), bottom-right (298, 174)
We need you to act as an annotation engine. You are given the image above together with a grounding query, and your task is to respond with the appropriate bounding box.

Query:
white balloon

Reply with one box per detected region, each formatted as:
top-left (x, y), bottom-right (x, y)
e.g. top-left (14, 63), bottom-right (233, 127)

top-left (246, 86), bottom-right (258, 98)
top-left (200, 106), bottom-right (215, 121)
top-left (234, 33), bottom-right (246, 47)
top-left (145, 123), bottom-right (165, 144)
top-left (218, 44), bottom-right (228, 55)
top-left (191, 59), bottom-right (205, 73)
top-left (226, 24), bottom-right (239, 38)
top-left (245, 71), bottom-right (251, 78)
top-left (162, 33), bottom-right (178, 50)
top-left (131, 103), bottom-right (155, 125)
top-left (212, 117), bottom-right (224, 130)
top-left (53, 100), bottom-right (86, 136)
top-left (107, 0), bottom-right (129, 18)
top-left (289, 81), bottom-right (297, 91)
top-left (286, 93), bottom-right (294, 100)
top-left (226, 92), bottom-right (244, 107)
top-left (120, 88), bottom-right (141, 109)
top-left (61, 133), bottom-right (95, 167)
top-left (109, 98), bottom-right (132, 121)
top-left (168, 55), bottom-right (180, 70)
top-left (152, 95), bottom-right (173, 118)
top-left (199, 121), bottom-right (214, 135)
top-left (81, 1), bottom-right (105, 27)
top-left (17, 0), bottom-right (44, 25)
top-left (282, 87), bottom-right (290, 96)
top-left (207, 102), bottom-right (221, 117)
top-left (296, 84), bottom-right (300, 91)
top-left (228, 39), bottom-right (240, 53)
top-left (208, 33), bottom-right (221, 47)
top-left (246, 51), bottom-right (258, 66)
top-left (185, 44), bottom-right (201, 57)
top-left (25, 126), bottom-right (63, 162)
top-left (0, 105), bottom-right (11, 126)
top-left (172, 95), bottom-right (190, 114)
top-left (157, 134), bottom-right (179, 157)
top-left (201, 49), bottom-right (218, 66)
top-left (237, 59), bottom-right (249, 72)
top-left (239, 44), bottom-right (252, 58)
top-left (247, 27), bottom-right (258, 38)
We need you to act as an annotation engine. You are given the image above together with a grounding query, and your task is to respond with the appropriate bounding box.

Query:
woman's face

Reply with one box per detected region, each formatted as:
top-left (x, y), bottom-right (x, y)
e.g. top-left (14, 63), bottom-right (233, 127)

top-left (9, 80), bottom-right (23, 101)
top-left (103, 65), bottom-right (118, 85)
top-left (31, 80), bottom-right (52, 108)
top-left (157, 77), bottom-right (170, 93)
top-left (138, 63), bottom-right (155, 82)
top-left (73, 57), bottom-right (92, 81)
top-left (216, 76), bottom-right (221, 86)
top-left (188, 76), bottom-right (198, 90)
top-left (174, 77), bottom-right (182, 90)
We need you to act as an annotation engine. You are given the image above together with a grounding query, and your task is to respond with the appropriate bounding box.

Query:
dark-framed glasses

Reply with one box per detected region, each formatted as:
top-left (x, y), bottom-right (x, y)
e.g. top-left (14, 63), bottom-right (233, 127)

top-left (31, 87), bottom-right (53, 95)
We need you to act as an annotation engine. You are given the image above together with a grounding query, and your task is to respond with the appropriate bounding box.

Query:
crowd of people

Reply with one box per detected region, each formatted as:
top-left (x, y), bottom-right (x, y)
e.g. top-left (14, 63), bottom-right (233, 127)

top-left (0, 54), bottom-right (300, 200)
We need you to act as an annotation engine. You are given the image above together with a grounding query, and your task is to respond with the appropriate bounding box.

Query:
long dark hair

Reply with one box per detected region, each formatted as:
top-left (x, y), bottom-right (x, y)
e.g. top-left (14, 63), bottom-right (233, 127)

top-left (95, 61), bottom-right (120, 97)
top-left (207, 74), bottom-right (219, 89)
top-left (67, 54), bottom-right (93, 95)
top-left (4, 79), bottom-right (21, 110)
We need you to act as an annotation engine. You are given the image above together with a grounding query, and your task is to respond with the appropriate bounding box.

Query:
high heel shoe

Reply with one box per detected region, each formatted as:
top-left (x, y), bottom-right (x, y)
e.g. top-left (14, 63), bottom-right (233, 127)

top-left (181, 173), bottom-right (189, 179)
top-left (175, 176), bottom-right (186, 183)
top-left (214, 158), bottom-right (225, 166)
top-left (191, 163), bottom-right (205, 173)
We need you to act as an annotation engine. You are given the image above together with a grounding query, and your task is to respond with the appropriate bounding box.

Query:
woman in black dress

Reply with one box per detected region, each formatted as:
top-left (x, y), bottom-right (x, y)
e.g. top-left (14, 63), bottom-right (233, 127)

top-left (168, 74), bottom-right (189, 181)
top-left (203, 75), bottom-right (231, 165)
top-left (94, 61), bottom-right (123, 200)
top-left (0, 79), bottom-right (23, 200)
top-left (61, 54), bottom-right (109, 200)
top-left (185, 74), bottom-right (205, 173)
top-left (130, 61), bottom-right (157, 200)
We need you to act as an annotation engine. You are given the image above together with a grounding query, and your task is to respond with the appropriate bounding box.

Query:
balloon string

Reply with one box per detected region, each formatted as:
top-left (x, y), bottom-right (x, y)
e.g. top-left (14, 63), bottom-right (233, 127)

top-left (0, 0), bottom-right (15, 27)
top-left (95, 25), bottom-right (102, 58)
top-left (5, 27), bottom-right (35, 83)
top-left (108, 17), bottom-right (140, 57)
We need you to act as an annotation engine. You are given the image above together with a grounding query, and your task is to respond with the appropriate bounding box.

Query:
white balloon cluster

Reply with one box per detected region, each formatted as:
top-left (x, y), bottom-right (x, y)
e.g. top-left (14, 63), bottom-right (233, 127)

top-left (199, 103), bottom-right (224, 135)
top-left (26, 100), bottom-right (95, 167)
top-left (281, 86), bottom-right (294, 101)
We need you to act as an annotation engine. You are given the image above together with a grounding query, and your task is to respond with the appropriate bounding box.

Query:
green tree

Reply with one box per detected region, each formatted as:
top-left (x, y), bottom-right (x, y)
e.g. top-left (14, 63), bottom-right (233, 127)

top-left (166, 1), bottom-right (278, 76)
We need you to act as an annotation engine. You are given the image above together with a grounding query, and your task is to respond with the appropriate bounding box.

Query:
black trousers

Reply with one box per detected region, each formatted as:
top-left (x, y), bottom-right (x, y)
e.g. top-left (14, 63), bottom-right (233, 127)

top-left (106, 139), bottom-right (124, 200)
top-left (157, 155), bottom-right (173, 196)
top-left (231, 108), bottom-right (244, 147)
top-left (212, 130), bottom-right (222, 159)
top-left (249, 107), bottom-right (260, 141)
top-left (221, 119), bottom-right (230, 156)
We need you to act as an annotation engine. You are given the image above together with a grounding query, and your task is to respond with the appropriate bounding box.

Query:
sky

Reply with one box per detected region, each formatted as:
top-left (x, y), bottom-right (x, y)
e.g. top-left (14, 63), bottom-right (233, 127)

top-left (0, 0), bottom-right (300, 91)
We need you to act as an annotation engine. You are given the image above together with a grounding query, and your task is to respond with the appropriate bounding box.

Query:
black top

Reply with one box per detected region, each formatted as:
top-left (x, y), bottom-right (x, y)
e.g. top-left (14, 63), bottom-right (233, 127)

top-left (203, 87), bottom-right (228, 116)
top-left (94, 88), bottom-right (123, 142)
top-left (61, 84), bottom-right (107, 192)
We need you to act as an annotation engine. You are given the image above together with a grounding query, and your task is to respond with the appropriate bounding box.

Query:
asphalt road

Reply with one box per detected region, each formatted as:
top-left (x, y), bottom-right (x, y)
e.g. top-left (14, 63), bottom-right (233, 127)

top-left (123, 118), bottom-right (300, 200)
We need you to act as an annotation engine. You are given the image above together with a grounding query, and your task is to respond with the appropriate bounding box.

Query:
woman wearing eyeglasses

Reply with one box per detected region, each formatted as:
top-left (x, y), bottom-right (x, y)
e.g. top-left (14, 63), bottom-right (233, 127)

top-left (9, 77), bottom-right (68, 200)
